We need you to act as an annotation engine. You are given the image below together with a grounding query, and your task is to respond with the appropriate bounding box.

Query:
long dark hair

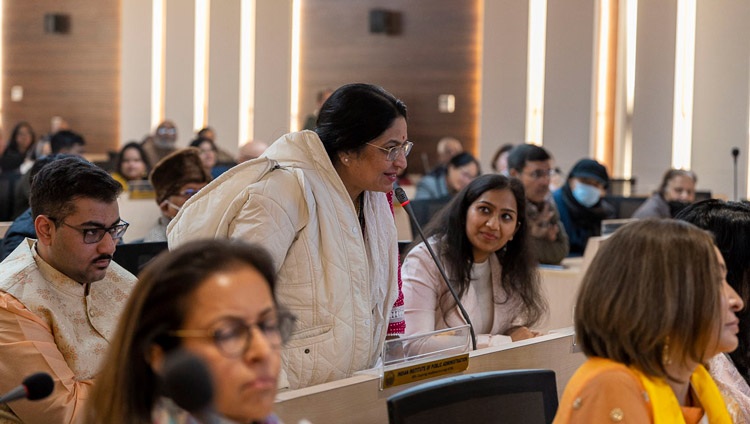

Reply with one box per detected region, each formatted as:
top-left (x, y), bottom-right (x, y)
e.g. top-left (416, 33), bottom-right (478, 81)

top-left (314, 83), bottom-right (407, 165)
top-left (115, 141), bottom-right (152, 179)
top-left (86, 239), bottom-right (278, 424)
top-left (412, 174), bottom-right (546, 328)
top-left (676, 199), bottom-right (750, 383)
top-left (7, 121), bottom-right (36, 154)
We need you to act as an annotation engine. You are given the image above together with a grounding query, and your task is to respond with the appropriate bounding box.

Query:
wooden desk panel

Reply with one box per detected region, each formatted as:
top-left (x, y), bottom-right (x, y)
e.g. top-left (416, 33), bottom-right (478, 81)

top-left (0, 222), bottom-right (11, 239)
top-left (538, 262), bottom-right (584, 332)
top-left (275, 330), bottom-right (584, 424)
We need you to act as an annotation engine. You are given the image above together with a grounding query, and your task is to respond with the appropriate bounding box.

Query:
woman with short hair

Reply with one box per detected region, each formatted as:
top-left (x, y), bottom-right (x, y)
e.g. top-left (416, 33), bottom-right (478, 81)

top-left (555, 219), bottom-right (742, 423)
top-left (633, 168), bottom-right (698, 219)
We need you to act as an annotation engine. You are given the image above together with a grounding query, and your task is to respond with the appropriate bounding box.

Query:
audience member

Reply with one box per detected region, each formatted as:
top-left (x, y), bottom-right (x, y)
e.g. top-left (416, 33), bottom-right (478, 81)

top-left (1, 155), bottom-right (68, 260)
top-left (9, 131), bottom-right (87, 219)
top-left (237, 140), bottom-right (269, 163)
top-left (50, 130), bottom-right (85, 156)
top-left (555, 219), bottom-right (741, 423)
top-left (402, 175), bottom-right (547, 351)
top-left (87, 239), bottom-right (290, 424)
top-left (414, 152), bottom-right (480, 200)
top-left (0, 122), bottom-right (37, 220)
top-left (0, 121), bottom-right (36, 174)
top-left (111, 141), bottom-right (151, 191)
top-left (491, 143), bottom-right (515, 175)
top-left (553, 158), bottom-right (614, 255)
top-left (633, 169), bottom-right (698, 219)
top-left (190, 136), bottom-right (228, 178)
top-left (141, 120), bottom-right (178, 167)
top-left (196, 126), bottom-right (237, 168)
top-left (0, 156), bottom-right (136, 422)
top-left (168, 83), bottom-right (408, 389)
top-left (677, 200), bottom-right (750, 422)
top-left (146, 148), bottom-right (211, 242)
top-left (303, 87), bottom-right (334, 130)
top-left (436, 137), bottom-right (464, 169)
top-left (197, 126), bottom-right (215, 142)
top-left (508, 144), bottom-right (568, 264)
top-left (37, 116), bottom-right (71, 154)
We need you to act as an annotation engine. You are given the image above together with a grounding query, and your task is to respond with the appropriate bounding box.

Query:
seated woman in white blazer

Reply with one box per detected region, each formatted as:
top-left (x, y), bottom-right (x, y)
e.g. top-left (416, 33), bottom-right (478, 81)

top-left (402, 174), bottom-right (547, 350)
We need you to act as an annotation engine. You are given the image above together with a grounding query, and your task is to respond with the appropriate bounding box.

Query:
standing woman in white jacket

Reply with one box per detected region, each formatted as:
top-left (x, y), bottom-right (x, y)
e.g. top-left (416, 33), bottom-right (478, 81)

top-left (402, 174), bottom-right (547, 350)
top-left (168, 83), bottom-right (410, 389)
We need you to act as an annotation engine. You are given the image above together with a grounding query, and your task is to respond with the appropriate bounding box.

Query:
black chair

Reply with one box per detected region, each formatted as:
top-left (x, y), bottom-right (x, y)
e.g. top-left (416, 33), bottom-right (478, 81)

top-left (603, 195), bottom-right (649, 219)
top-left (387, 369), bottom-right (558, 424)
top-left (408, 196), bottom-right (451, 236)
top-left (695, 190), bottom-right (712, 201)
top-left (113, 241), bottom-right (168, 275)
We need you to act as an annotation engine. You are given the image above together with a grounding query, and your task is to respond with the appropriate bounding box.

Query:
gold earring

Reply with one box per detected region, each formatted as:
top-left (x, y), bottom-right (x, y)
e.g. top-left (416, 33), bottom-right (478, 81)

top-left (662, 337), bottom-right (672, 366)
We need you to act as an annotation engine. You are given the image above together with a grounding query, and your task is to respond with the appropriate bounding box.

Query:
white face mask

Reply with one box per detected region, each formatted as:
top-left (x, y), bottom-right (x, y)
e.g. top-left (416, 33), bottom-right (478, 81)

top-left (166, 201), bottom-right (182, 212)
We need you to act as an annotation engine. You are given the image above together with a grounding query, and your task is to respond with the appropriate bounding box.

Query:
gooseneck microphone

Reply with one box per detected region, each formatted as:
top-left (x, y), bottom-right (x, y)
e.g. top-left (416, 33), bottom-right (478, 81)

top-left (162, 350), bottom-right (218, 424)
top-left (732, 147), bottom-right (740, 201)
top-left (395, 187), bottom-right (477, 351)
top-left (0, 372), bottom-right (54, 403)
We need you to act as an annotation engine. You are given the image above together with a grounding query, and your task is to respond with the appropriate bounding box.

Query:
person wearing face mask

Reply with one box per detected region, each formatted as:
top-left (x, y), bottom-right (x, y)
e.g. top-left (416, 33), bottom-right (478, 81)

top-left (145, 148), bottom-right (211, 242)
top-left (633, 169), bottom-right (697, 219)
top-left (552, 158), bottom-right (615, 255)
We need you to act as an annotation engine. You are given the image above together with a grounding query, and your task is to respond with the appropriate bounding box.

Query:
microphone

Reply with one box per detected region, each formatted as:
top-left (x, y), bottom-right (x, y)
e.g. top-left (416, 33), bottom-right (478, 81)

top-left (0, 372), bottom-right (54, 403)
top-left (162, 350), bottom-right (218, 424)
top-left (732, 147), bottom-right (740, 201)
top-left (395, 186), bottom-right (477, 350)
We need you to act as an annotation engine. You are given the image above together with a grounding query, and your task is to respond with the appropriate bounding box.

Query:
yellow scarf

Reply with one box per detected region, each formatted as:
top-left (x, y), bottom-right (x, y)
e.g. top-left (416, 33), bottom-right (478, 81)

top-left (631, 364), bottom-right (732, 424)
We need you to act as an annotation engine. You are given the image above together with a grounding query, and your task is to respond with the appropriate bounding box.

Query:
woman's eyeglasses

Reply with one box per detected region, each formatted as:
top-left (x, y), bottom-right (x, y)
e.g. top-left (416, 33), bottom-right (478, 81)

top-left (170, 312), bottom-right (297, 358)
top-left (366, 141), bottom-right (413, 161)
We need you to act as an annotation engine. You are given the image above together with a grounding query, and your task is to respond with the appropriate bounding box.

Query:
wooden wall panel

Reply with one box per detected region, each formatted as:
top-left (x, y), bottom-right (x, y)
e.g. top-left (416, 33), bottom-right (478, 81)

top-left (300, 0), bottom-right (480, 174)
top-left (3, 0), bottom-right (119, 153)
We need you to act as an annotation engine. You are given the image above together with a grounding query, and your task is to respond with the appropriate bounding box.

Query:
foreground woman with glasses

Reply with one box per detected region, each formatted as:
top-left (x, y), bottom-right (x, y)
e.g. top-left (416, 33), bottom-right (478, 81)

top-left (554, 219), bottom-right (742, 423)
top-left (87, 239), bottom-right (293, 424)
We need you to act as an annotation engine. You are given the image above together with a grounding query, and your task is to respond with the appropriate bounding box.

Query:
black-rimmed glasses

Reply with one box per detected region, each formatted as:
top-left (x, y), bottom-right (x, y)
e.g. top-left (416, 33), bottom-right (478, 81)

top-left (50, 218), bottom-right (129, 244)
top-left (366, 141), bottom-right (413, 161)
top-left (170, 312), bottom-right (297, 358)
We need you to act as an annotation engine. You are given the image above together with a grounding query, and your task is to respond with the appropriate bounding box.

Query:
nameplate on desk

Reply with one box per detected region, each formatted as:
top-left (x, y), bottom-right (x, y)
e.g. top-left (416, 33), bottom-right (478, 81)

top-left (382, 353), bottom-right (469, 388)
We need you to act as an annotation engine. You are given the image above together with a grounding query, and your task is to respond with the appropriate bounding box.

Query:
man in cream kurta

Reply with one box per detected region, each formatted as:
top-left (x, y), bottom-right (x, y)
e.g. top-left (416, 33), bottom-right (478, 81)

top-left (0, 157), bottom-right (137, 423)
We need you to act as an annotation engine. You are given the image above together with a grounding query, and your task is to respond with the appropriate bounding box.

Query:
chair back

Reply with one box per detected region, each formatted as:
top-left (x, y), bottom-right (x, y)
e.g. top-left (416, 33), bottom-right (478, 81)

top-left (387, 369), bottom-right (558, 424)
top-left (113, 241), bottom-right (168, 276)
top-left (408, 196), bottom-right (451, 236)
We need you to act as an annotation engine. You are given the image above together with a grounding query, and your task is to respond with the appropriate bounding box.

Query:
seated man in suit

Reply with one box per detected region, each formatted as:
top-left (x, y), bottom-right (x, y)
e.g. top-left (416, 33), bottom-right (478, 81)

top-left (0, 156), bottom-right (137, 422)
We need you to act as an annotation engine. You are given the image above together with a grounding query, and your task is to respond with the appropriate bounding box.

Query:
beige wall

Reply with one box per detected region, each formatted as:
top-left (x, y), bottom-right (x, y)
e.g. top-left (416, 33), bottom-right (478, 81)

top-left (5, 1), bottom-right (749, 198)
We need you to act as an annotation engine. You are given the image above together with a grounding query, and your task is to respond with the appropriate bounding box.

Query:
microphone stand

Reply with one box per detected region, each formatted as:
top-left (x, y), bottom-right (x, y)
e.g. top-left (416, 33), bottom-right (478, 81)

top-left (732, 148), bottom-right (740, 201)
top-left (395, 187), bottom-right (477, 351)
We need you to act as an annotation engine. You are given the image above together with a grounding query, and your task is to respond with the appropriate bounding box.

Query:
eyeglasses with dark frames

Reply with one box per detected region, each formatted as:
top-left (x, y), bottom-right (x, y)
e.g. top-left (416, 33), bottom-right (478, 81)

top-left (49, 218), bottom-right (129, 244)
top-left (170, 312), bottom-right (297, 358)
top-left (365, 141), bottom-right (413, 161)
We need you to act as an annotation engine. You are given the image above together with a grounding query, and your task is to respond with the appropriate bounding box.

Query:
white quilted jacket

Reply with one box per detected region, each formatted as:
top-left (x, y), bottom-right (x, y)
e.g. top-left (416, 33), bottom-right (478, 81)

top-left (167, 131), bottom-right (399, 389)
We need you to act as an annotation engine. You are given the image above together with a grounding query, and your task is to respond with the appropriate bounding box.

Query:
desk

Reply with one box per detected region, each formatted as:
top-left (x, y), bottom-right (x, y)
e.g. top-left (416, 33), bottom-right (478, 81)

top-left (117, 194), bottom-right (161, 243)
top-left (538, 258), bottom-right (585, 332)
top-left (275, 329), bottom-right (584, 424)
top-left (0, 221), bottom-right (11, 239)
